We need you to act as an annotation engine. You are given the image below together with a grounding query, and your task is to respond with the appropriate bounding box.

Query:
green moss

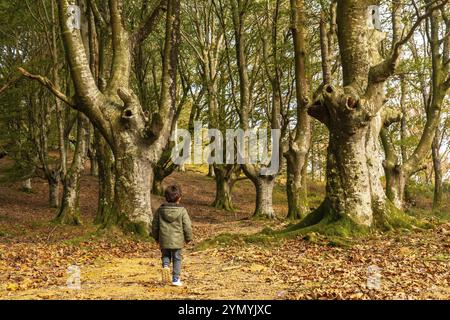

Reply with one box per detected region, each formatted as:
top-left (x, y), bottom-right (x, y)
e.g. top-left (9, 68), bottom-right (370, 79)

top-left (20, 187), bottom-right (33, 194)
top-left (373, 201), bottom-right (427, 231)
top-left (194, 233), bottom-right (243, 251)
top-left (99, 206), bottom-right (150, 238)
top-left (229, 199), bottom-right (369, 247)
top-left (121, 220), bottom-right (149, 238)
top-left (63, 232), bottom-right (98, 246)
top-left (53, 208), bottom-right (82, 226)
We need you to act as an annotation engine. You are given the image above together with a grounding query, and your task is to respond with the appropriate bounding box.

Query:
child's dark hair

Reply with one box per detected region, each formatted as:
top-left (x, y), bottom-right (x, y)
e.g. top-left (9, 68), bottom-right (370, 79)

top-left (165, 185), bottom-right (182, 203)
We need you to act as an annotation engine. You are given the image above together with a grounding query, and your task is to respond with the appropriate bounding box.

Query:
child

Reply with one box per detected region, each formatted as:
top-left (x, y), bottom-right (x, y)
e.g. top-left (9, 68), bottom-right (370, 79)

top-left (152, 185), bottom-right (193, 286)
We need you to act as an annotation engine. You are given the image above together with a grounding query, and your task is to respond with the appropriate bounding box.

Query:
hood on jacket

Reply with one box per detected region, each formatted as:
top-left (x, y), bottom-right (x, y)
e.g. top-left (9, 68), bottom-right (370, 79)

top-left (159, 203), bottom-right (183, 223)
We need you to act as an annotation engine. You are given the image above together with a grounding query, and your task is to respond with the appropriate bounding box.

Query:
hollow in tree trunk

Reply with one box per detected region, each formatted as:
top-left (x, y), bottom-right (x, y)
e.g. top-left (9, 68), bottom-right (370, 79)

top-left (304, 83), bottom-right (417, 234)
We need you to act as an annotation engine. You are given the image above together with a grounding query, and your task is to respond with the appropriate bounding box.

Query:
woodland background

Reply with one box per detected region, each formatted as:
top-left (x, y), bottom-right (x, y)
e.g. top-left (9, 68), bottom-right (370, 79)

top-left (0, 0), bottom-right (449, 299)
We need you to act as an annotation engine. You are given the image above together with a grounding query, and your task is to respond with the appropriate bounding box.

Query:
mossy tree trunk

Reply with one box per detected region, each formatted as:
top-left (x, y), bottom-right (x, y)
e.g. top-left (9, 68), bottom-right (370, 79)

top-left (22, 0), bottom-right (181, 235)
top-left (303, 0), bottom-right (436, 230)
top-left (284, 0), bottom-right (311, 220)
top-left (212, 164), bottom-right (240, 212)
top-left (285, 151), bottom-right (308, 219)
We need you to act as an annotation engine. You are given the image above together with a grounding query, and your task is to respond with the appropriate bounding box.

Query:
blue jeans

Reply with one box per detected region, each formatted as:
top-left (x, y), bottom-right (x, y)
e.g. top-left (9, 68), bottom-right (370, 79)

top-left (161, 249), bottom-right (182, 279)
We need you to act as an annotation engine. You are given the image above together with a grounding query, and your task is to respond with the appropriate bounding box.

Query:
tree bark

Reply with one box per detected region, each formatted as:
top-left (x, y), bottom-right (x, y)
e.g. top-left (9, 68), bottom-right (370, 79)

top-left (152, 176), bottom-right (164, 196)
top-left (285, 150), bottom-right (308, 219)
top-left (88, 126), bottom-right (99, 176)
top-left (212, 164), bottom-right (239, 211)
top-left (94, 132), bottom-right (115, 225)
top-left (48, 171), bottom-right (60, 208)
top-left (48, 0), bottom-right (181, 235)
top-left (284, 0), bottom-right (311, 220)
top-left (55, 114), bottom-right (89, 225)
top-left (207, 164), bottom-right (215, 177)
top-left (381, 8), bottom-right (449, 209)
top-left (304, 0), bottom-right (402, 229)
top-left (432, 129), bottom-right (443, 210)
top-left (253, 176), bottom-right (275, 219)
top-left (21, 178), bottom-right (32, 193)
top-left (107, 149), bottom-right (154, 234)
top-left (326, 111), bottom-right (386, 226)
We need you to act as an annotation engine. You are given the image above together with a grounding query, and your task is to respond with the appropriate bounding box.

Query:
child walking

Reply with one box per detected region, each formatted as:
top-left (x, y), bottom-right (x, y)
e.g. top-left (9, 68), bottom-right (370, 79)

top-left (152, 185), bottom-right (193, 286)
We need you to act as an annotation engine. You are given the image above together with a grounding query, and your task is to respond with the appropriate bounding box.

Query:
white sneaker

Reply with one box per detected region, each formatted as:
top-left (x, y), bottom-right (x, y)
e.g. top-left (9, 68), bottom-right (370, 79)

top-left (161, 267), bottom-right (171, 284)
top-left (172, 278), bottom-right (183, 287)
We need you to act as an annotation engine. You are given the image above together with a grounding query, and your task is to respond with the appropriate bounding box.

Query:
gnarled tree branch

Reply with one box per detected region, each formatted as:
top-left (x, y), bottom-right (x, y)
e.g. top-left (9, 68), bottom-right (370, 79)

top-left (18, 67), bottom-right (75, 107)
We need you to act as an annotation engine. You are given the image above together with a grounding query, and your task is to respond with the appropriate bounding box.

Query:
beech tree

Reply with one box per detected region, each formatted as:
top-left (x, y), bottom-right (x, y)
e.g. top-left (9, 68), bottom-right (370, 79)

top-left (283, 0), bottom-right (311, 219)
top-left (300, 0), bottom-right (447, 230)
top-left (381, 1), bottom-right (450, 210)
top-left (20, 0), bottom-right (181, 235)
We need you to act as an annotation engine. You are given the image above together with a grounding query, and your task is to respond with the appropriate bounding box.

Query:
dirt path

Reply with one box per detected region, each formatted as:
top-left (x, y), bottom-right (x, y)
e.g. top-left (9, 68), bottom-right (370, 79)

top-left (4, 251), bottom-right (288, 300)
top-left (1, 219), bottom-right (289, 300)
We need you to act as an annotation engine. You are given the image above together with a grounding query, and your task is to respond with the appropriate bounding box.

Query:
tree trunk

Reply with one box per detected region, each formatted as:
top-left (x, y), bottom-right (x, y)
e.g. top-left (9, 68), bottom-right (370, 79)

top-left (207, 164), bottom-right (215, 177)
top-left (212, 165), bottom-right (239, 212)
top-left (21, 178), bottom-right (32, 193)
top-left (325, 113), bottom-right (387, 226)
top-left (299, 0), bottom-right (428, 232)
top-left (20, 0), bottom-right (181, 236)
top-left (90, 155), bottom-right (99, 176)
top-left (385, 165), bottom-right (408, 209)
top-left (94, 132), bottom-right (115, 225)
top-left (285, 150), bottom-right (308, 219)
top-left (106, 150), bottom-right (154, 235)
top-left (55, 114), bottom-right (89, 225)
top-left (254, 177), bottom-right (275, 219)
top-left (48, 171), bottom-right (60, 208)
top-left (284, 0), bottom-right (311, 220)
top-left (432, 131), bottom-right (443, 210)
top-left (152, 176), bottom-right (165, 196)
top-left (87, 127), bottom-right (99, 176)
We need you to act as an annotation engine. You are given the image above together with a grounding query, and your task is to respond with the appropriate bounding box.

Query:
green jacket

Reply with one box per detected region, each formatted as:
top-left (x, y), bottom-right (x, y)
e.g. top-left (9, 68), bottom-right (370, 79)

top-left (151, 203), bottom-right (193, 249)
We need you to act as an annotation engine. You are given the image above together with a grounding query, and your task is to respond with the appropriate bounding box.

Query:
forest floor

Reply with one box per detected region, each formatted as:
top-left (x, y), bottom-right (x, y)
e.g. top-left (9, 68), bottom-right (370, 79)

top-left (0, 163), bottom-right (449, 300)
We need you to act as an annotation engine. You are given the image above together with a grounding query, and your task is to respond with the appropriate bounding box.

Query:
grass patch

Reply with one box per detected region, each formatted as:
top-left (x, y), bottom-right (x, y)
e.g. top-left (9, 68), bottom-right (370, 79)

top-left (194, 233), bottom-right (244, 251)
top-left (62, 231), bottom-right (100, 246)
